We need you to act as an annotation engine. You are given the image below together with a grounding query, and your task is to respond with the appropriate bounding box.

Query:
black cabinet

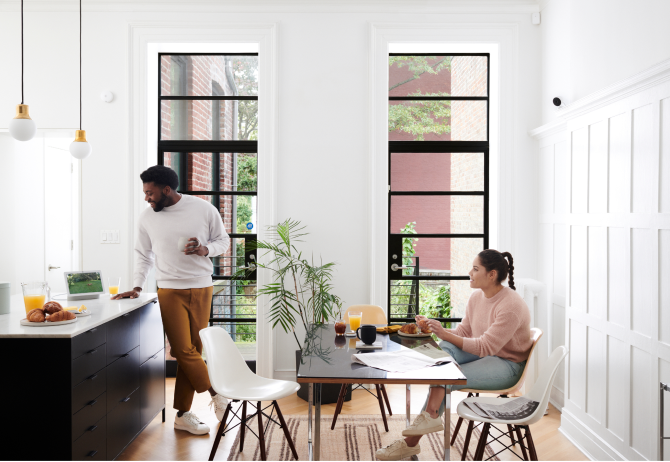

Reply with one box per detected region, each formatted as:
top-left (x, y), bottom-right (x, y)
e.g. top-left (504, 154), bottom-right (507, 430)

top-left (0, 300), bottom-right (164, 461)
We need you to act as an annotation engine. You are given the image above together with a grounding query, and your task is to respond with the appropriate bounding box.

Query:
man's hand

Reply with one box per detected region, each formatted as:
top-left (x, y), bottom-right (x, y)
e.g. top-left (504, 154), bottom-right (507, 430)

top-left (184, 237), bottom-right (209, 256)
top-left (112, 287), bottom-right (142, 300)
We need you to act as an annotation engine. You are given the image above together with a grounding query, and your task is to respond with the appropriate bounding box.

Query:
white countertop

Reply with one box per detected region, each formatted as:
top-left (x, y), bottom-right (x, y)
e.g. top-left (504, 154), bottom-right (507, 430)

top-left (0, 293), bottom-right (158, 338)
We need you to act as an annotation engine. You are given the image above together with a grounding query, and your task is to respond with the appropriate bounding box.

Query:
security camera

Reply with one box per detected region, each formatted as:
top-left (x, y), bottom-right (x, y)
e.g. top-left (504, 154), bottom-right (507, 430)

top-left (552, 97), bottom-right (562, 107)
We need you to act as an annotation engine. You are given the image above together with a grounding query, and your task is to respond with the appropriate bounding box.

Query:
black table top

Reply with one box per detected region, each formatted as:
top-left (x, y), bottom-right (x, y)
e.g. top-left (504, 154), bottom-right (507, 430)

top-left (296, 324), bottom-right (467, 385)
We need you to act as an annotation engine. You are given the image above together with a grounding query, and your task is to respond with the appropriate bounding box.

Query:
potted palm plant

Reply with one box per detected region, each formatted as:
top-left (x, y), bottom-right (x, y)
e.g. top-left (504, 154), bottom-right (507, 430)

top-left (237, 219), bottom-right (351, 404)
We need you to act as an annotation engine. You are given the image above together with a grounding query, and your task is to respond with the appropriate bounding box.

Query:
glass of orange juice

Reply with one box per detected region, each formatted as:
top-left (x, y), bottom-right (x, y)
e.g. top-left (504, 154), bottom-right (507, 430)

top-left (348, 311), bottom-right (362, 333)
top-left (21, 282), bottom-right (49, 315)
top-left (108, 277), bottom-right (121, 296)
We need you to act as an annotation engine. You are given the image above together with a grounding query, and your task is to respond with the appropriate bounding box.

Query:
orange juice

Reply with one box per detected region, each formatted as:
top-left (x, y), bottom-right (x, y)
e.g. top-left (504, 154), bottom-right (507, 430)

top-left (24, 295), bottom-right (46, 314)
top-left (109, 286), bottom-right (119, 295)
top-left (349, 314), bottom-right (362, 332)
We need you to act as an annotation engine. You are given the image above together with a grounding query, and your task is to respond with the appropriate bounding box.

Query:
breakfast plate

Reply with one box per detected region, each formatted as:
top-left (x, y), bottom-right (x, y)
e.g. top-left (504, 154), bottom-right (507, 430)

top-left (20, 318), bottom-right (78, 327)
top-left (398, 331), bottom-right (433, 338)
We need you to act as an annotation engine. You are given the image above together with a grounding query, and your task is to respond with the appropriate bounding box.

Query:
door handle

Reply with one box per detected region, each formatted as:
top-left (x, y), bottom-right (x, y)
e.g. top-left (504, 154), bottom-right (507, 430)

top-left (48, 264), bottom-right (60, 271)
top-left (391, 263), bottom-right (410, 272)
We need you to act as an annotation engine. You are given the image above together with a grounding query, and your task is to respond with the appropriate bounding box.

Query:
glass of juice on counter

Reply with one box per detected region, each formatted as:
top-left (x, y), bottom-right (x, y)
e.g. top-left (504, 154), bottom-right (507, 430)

top-left (348, 311), bottom-right (362, 333)
top-left (21, 282), bottom-right (50, 315)
top-left (108, 277), bottom-right (121, 296)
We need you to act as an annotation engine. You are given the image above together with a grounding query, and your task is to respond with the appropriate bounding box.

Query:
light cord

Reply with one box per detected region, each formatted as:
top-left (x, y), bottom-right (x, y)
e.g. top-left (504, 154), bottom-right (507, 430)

top-left (79, 0), bottom-right (82, 130)
top-left (21, 0), bottom-right (24, 104)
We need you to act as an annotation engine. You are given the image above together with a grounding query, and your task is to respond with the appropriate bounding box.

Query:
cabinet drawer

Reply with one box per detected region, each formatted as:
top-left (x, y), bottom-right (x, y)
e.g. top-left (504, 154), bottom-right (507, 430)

top-left (71, 324), bottom-right (106, 360)
top-left (72, 415), bottom-right (106, 461)
top-left (107, 346), bottom-right (140, 413)
top-left (140, 349), bottom-right (165, 429)
top-left (140, 301), bottom-right (163, 364)
top-left (72, 367), bottom-right (106, 414)
top-left (107, 309), bottom-right (140, 365)
top-left (106, 388), bottom-right (140, 461)
top-left (72, 343), bottom-right (106, 387)
top-left (72, 392), bottom-right (107, 442)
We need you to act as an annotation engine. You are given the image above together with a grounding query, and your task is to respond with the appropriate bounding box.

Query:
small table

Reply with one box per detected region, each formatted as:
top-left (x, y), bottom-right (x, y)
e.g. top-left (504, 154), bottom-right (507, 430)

top-left (297, 325), bottom-right (467, 461)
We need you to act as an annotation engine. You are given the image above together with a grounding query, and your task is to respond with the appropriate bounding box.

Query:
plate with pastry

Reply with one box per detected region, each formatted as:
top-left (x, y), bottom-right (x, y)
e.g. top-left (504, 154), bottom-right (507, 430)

top-left (397, 323), bottom-right (433, 338)
top-left (20, 308), bottom-right (78, 326)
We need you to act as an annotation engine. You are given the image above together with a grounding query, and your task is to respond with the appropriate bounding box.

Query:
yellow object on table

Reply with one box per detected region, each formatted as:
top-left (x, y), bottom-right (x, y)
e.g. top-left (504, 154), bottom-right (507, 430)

top-left (376, 325), bottom-right (402, 334)
top-left (63, 306), bottom-right (79, 311)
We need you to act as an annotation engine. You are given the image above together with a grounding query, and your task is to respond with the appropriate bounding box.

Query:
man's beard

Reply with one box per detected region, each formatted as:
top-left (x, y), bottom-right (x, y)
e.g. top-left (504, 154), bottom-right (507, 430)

top-left (152, 193), bottom-right (169, 212)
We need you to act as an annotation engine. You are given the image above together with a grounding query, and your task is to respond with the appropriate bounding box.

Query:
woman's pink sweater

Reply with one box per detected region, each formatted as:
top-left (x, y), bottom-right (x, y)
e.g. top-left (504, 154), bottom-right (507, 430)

top-left (450, 287), bottom-right (532, 363)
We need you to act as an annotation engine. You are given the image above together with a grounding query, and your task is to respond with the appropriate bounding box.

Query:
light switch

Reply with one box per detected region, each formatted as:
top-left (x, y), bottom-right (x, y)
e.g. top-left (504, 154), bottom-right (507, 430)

top-left (102, 232), bottom-right (107, 242)
top-left (113, 232), bottom-right (119, 242)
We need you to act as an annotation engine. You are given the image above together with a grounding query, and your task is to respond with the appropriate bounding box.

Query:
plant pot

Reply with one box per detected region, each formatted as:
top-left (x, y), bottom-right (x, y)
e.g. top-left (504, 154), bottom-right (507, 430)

top-left (295, 350), bottom-right (352, 404)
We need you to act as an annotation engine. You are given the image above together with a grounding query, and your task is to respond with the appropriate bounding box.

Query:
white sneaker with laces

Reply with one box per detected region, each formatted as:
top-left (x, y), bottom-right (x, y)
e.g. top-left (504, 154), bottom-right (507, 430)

top-left (401, 411), bottom-right (444, 436)
top-left (209, 394), bottom-right (229, 421)
top-left (174, 411), bottom-right (210, 435)
top-left (375, 439), bottom-right (421, 461)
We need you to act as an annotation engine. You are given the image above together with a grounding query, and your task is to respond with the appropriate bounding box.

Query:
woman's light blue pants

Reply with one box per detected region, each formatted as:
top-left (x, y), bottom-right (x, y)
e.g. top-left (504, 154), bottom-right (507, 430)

top-left (422, 341), bottom-right (526, 416)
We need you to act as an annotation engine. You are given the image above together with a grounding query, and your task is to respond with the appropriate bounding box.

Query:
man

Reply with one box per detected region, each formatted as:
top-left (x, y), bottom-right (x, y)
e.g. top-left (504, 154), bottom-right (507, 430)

top-left (113, 165), bottom-right (229, 435)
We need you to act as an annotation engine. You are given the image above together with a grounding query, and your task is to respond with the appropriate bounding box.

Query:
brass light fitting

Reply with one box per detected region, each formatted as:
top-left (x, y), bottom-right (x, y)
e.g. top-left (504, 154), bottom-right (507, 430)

top-left (74, 130), bottom-right (87, 142)
top-left (14, 104), bottom-right (32, 120)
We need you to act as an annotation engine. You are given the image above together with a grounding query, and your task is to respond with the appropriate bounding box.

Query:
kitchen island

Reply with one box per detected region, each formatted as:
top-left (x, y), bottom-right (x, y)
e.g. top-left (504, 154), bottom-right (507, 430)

top-left (0, 293), bottom-right (165, 461)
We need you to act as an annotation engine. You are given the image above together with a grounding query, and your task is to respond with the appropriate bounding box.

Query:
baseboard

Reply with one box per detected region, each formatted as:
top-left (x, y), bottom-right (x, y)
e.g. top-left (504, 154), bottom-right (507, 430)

top-left (550, 386), bottom-right (564, 411)
top-left (560, 408), bottom-right (626, 461)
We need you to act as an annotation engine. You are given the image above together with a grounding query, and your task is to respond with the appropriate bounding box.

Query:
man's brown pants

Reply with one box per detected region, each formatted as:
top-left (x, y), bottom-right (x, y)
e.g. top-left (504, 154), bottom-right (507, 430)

top-left (158, 287), bottom-right (213, 412)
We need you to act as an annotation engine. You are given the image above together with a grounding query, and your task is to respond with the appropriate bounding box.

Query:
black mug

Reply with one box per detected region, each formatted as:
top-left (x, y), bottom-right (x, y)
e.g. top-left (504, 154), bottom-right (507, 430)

top-left (356, 324), bottom-right (377, 345)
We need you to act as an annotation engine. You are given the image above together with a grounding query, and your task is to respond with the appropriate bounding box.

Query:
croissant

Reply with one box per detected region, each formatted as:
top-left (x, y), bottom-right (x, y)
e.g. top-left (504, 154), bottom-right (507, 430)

top-left (400, 323), bottom-right (418, 334)
top-left (27, 308), bottom-right (46, 323)
top-left (416, 319), bottom-right (432, 333)
top-left (43, 301), bottom-right (63, 315)
top-left (48, 310), bottom-right (75, 322)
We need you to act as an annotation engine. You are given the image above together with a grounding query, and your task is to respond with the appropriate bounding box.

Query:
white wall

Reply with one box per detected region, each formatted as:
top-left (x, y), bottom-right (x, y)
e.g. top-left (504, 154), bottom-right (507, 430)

top-left (540, 0), bottom-right (670, 124)
top-left (532, 61), bottom-right (670, 460)
top-left (0, 1), bottom-right (542, 377)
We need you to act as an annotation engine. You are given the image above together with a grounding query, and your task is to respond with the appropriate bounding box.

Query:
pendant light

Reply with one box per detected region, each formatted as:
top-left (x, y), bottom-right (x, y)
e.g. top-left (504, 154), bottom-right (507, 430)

top-left (69, 0), bottom-right (91, 159)
top-left (9, 0), bottom-right (37, 141)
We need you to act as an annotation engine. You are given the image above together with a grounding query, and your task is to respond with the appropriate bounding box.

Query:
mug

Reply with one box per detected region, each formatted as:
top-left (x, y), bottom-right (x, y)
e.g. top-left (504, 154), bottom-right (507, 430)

top-left (177, 237), bottom-right (190, 252)
top-left (356, 324), bottom-right (377, 345)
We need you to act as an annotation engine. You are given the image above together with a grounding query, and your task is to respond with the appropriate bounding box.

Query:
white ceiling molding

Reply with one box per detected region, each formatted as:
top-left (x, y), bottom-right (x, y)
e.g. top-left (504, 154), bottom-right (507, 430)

top-left (0, 0), bottom-right (541, 13)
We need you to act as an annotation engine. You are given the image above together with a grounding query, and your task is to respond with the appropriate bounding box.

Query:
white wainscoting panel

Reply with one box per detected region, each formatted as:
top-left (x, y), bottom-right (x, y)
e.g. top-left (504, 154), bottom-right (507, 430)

top-left (531, 60), bottom-right (670, 460)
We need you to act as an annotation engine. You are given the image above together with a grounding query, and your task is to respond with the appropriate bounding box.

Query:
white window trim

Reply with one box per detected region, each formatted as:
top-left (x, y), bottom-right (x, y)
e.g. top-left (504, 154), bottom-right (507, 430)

top-left (128, 22), bottom-right (278, 379)
top-left (368, 22), bottom-right (517, 307)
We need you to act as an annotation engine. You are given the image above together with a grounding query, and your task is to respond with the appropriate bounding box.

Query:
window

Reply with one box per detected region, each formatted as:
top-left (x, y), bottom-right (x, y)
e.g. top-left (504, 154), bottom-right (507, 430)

top-left (158, 53), bottom-right (259, 361)
top-left (388, 54), bottom-right (490, 325)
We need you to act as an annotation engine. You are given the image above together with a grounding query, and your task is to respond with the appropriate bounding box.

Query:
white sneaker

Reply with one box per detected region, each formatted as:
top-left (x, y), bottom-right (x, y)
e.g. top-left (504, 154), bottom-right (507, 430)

top-left (401, 411), bottom-right (444, 436)
top-left (375, 439), bottom-right (421, 461)
top-left (174, 411), bottom-right (210, 435)
top-left (209, 394), bottom-right (229, 421)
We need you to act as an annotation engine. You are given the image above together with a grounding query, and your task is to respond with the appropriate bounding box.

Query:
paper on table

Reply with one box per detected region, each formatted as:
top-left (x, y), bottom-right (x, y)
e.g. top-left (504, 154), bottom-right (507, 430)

top-left (412, 343), bottom-right (453, 361)
top-left (351, 348), bottom-right (451, 373)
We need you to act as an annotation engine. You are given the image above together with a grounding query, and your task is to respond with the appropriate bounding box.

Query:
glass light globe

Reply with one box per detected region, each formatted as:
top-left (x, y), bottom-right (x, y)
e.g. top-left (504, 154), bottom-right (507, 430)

top-left (9, 105), bottom-right (36, 141)
top-left (69, 130), bottom-right (92, 159)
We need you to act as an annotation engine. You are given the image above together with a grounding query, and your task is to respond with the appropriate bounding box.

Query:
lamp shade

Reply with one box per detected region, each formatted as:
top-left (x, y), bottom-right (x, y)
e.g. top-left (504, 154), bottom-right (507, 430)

top-left (69, 130), bottom-right (92, 159)
top-left (9, 104), bottom-right (36, 141)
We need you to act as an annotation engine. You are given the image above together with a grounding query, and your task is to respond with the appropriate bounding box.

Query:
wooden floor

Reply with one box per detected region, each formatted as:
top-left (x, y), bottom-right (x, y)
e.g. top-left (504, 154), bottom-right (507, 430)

top-left (119, 378), bottom-right (587, 461)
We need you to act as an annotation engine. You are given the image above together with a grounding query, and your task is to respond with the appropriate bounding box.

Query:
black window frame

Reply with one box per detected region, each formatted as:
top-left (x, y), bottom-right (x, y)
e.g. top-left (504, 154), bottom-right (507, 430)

top-left (157, 52), bottom-right (259, 342)
top-left (387, 53), bottom-right (490, 325)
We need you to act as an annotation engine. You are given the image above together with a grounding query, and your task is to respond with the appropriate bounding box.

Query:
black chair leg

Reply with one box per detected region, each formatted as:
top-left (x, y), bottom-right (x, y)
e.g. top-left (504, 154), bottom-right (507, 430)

top-left (461, 420), bottom-right (474, 461)
top-left (451, 416), bottom-right (464, 446)
top-left (374, 384), bottom-right (389, 432)
top-left (209, 403), bottom-right (231, 461)
top-left (514, 425), bottom-right (528, 460)
top-left (257, 401), bottom-right (267, 461)
top-left (380, 384), bottom-right (393, 416)
top-left (474, 422), bottom-right (490, 461)
top-left (239, 401), bottom-right (247, 452)
top-left (525, 426), bottom-right (538, 461)
top-left (330, 384), bottom-right (348, 430)
top-left (274, 400), bottom-right (299, 460)
top-left (507, 424), bottom-right (517, 445)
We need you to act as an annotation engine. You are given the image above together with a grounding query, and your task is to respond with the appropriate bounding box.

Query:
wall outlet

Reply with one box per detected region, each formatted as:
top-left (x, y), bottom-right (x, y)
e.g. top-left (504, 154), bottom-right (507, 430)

top-left (101, 230), bottom-right (120, 244)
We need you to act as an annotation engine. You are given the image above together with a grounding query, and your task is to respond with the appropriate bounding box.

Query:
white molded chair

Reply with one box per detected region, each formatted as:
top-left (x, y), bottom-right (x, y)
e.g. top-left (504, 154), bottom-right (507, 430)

top-left (200, 326), bottom-right (300, 461)
top-left (457, 346), bottom-right (569, 461)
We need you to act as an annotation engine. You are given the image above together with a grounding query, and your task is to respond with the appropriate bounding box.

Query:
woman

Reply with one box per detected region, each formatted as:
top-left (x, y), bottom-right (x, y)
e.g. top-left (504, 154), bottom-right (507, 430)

top-left (376, 249), bottom-right (533, 461)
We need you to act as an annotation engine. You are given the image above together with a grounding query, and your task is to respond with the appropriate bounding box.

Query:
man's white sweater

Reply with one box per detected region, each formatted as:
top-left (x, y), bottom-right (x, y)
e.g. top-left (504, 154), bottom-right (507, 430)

top-left (133, 194), bottom-right (230, 290)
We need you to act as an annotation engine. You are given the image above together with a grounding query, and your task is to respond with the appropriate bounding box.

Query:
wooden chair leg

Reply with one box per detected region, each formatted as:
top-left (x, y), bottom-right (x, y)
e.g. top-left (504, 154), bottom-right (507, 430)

top-left (507, 424), bottom-right (517, 446)
top-left (209, 403), bottom-right (231, 461)
top-left (239, 401), bottom-right (247, 452)
top-left (257, 401), bottom-right (266, 461)
top-left (451, 416), bottom-right (464, 446)
top-left (461, 420), bottom-right (474, 461)
top-left (374, 384), bottom-right (389, 432)
top-left (474, 422), bottom-right (490, 461)
top-left (380, 384), bottom-right (393, 416)
top-left (274, 400), bottom-right (299, 460)
top-left (525, 426), bottom-right (538, 461)
top-left (514, 425), bottom-right (529, 461)
top-left (330, 384), bottom-right (348, 430)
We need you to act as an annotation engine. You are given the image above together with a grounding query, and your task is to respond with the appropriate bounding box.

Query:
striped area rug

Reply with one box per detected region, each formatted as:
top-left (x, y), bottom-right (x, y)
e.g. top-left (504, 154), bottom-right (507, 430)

top-left (227, 414), bottom-right (499, 461)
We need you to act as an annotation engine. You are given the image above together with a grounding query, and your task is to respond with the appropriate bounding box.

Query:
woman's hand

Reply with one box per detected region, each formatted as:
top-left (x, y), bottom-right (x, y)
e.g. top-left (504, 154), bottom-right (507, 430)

top-left (425, 318), bottom-right (449, 340)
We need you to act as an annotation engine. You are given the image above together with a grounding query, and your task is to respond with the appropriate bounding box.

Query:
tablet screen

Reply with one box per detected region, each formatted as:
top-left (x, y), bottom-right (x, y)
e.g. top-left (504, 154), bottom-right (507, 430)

top-left (66, 271), bottom-right (104, 294)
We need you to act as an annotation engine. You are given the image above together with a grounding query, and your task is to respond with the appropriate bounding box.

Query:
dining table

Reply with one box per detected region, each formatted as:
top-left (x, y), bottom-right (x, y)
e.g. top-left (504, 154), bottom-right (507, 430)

top-left (296, 324), bottom-right (467, 461)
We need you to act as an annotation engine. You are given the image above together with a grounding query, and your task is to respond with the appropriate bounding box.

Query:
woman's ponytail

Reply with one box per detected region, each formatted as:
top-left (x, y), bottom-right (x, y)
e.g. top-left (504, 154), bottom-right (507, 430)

top-left (501, 251), bottom-right (515, 290)
top-left (477, 249), bottom-right (516, 290)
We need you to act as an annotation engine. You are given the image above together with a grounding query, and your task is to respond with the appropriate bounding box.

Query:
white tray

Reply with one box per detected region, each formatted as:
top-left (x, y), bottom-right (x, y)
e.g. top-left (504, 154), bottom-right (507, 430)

top-left (398, 330), bottom-right (432, 338)
top-left (21, 317), bottom-right (78, 327)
